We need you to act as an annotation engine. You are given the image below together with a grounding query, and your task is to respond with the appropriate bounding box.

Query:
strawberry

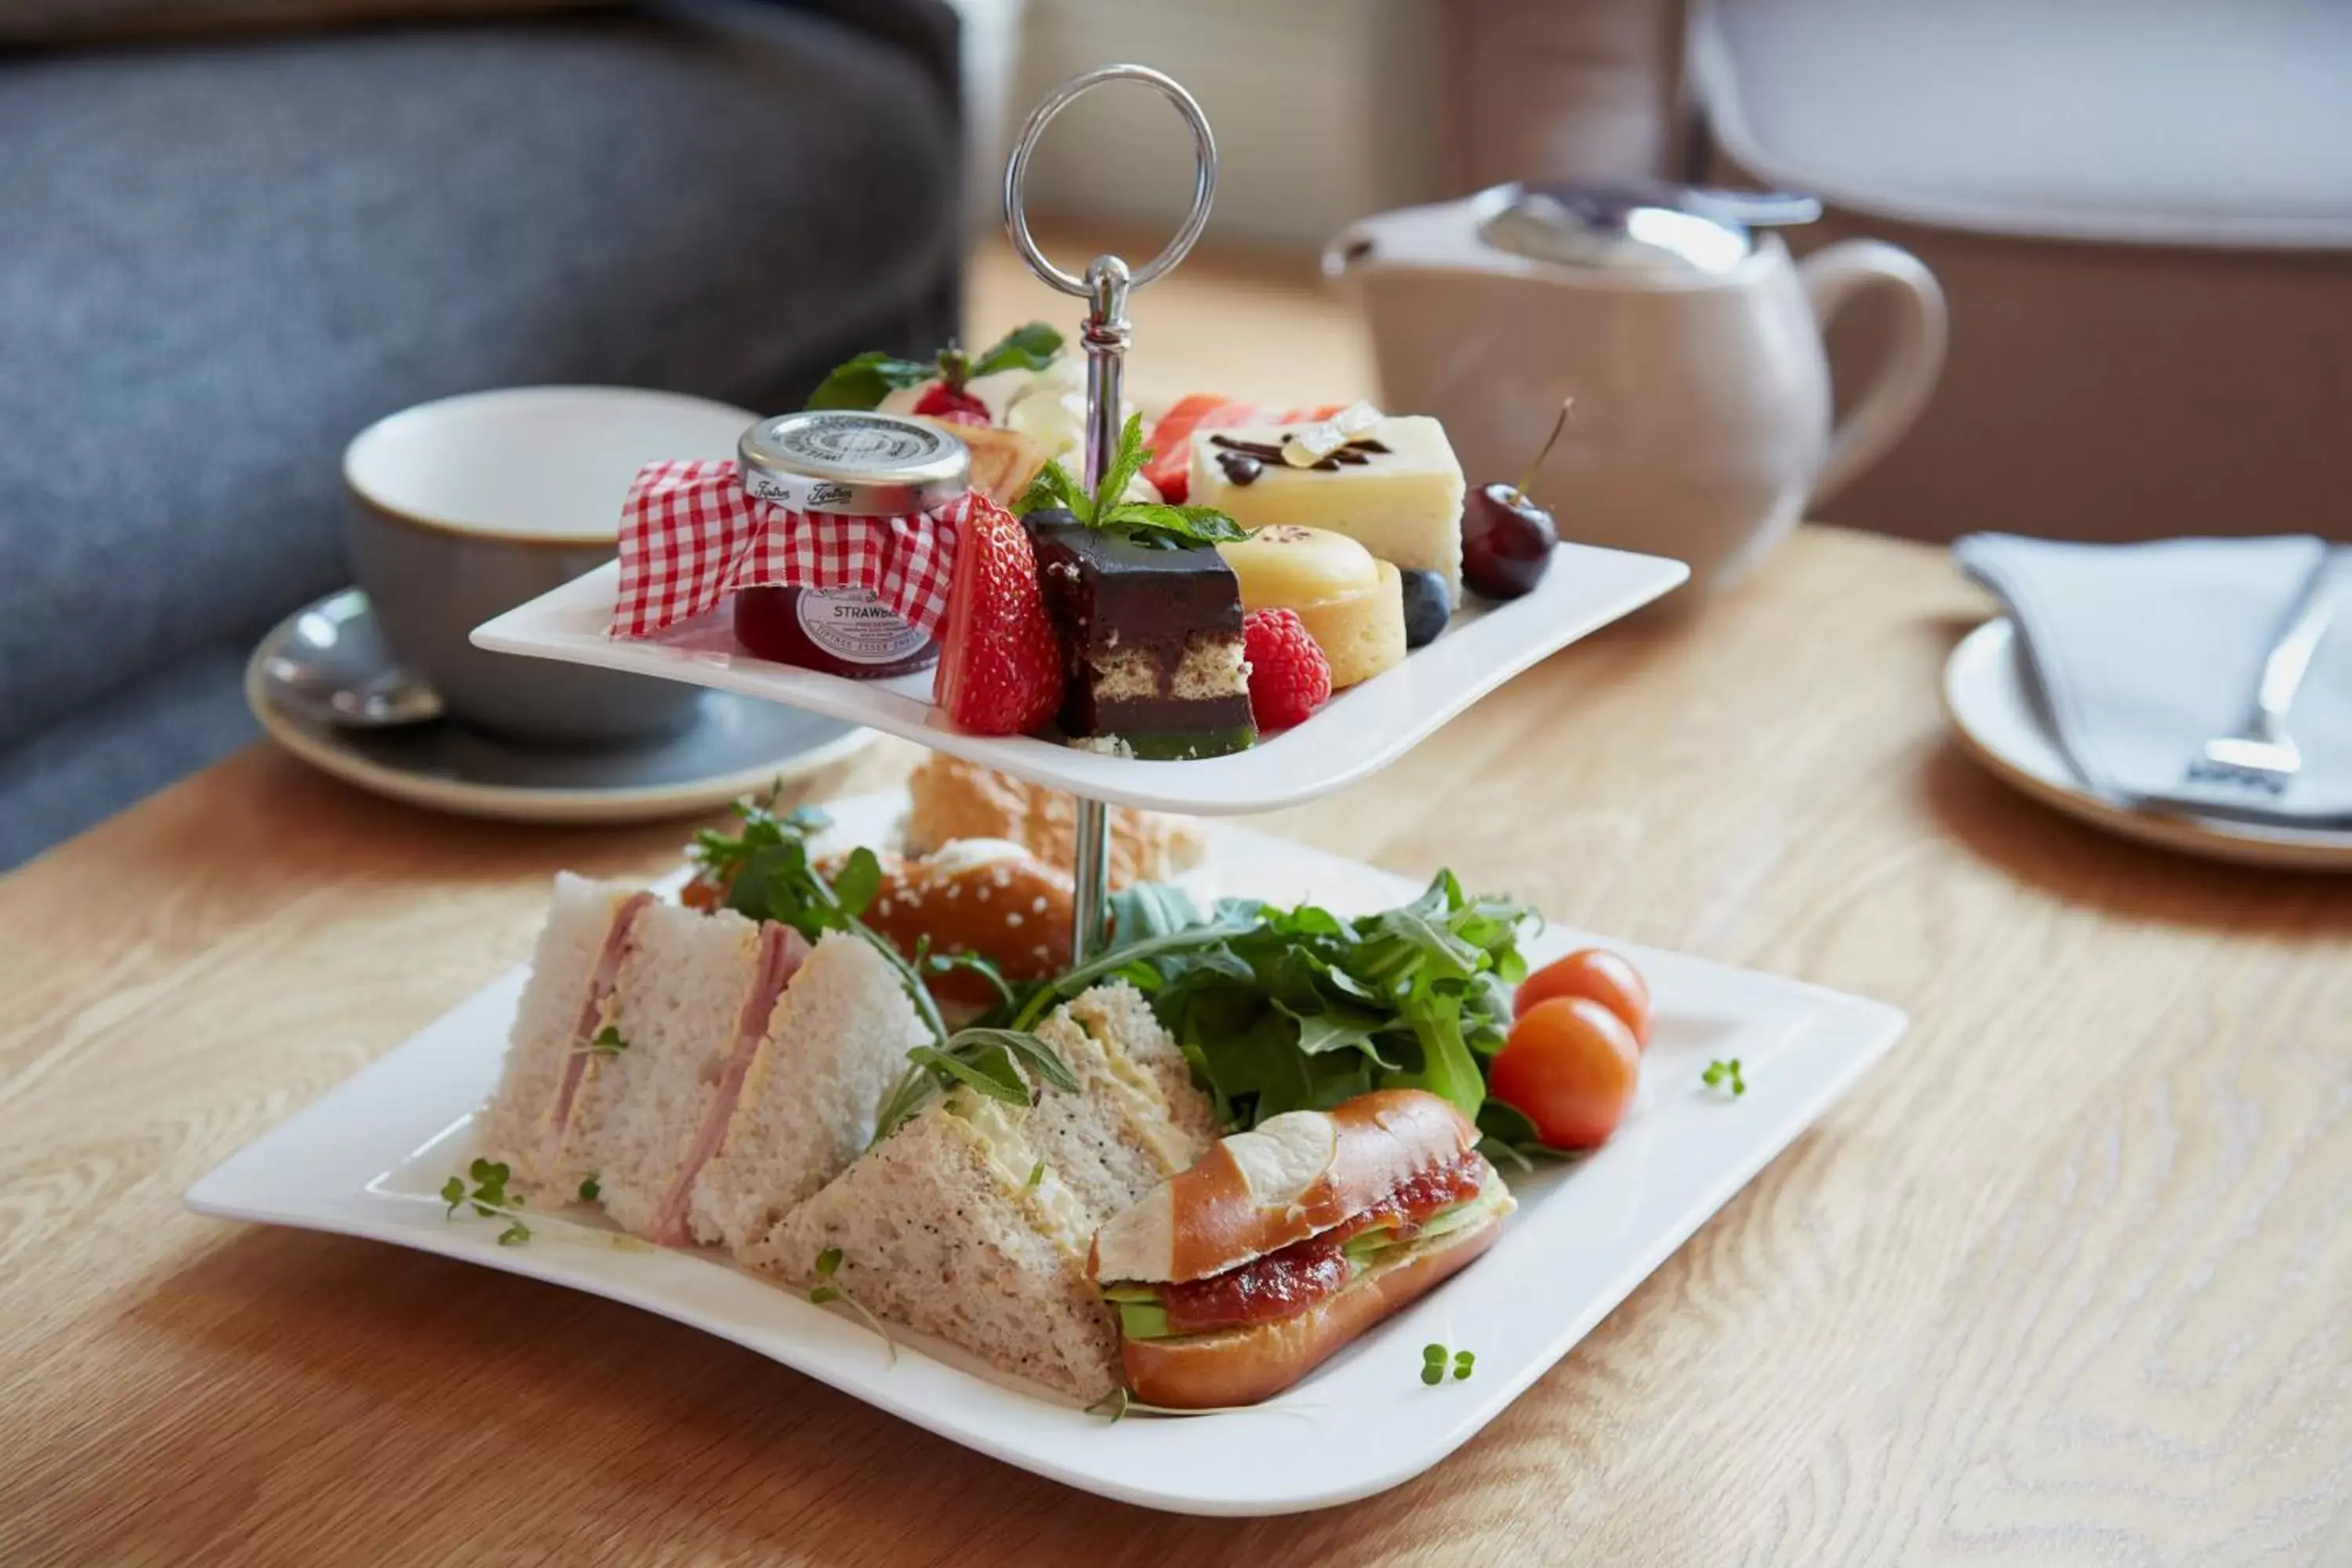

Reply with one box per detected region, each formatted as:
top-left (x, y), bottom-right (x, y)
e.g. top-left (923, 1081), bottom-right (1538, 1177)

top-left (1242, 608), bottom-right (1332, 731)
top-left (935, 495), bottom-right (1065, 735)
top-left (913, 382), bottom-right (991, 425)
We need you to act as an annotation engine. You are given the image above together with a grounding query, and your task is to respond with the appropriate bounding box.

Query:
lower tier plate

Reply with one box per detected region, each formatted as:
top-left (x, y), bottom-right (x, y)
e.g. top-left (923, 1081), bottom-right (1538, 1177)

top-left (185, 792), bottom-right (1903, 1516)
top-left (469, 544), bottom-right (1688, 816)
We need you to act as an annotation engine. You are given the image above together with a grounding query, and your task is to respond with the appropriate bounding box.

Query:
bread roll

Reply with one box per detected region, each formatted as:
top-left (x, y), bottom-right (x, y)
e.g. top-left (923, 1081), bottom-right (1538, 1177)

top-left (1091, 1089), bottom-right (1477, 1284)
top-left (840, 839), bottom-right (1074, 1007)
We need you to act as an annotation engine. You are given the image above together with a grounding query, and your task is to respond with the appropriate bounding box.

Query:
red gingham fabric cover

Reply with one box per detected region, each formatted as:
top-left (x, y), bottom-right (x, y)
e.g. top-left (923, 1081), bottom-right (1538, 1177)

top-left (609, 459), bottom-right (967, 640)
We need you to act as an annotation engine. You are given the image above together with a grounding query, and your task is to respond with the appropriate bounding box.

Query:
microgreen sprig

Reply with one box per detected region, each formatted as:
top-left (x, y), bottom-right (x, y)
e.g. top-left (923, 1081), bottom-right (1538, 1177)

top-left (442, 1160), bottom-right (532, 1245)
top-left (439, 1158), bottom-right (652, 1251)
top-left (1702, 1058), bottom-right (1747, 1098)
top-left (1420, 1343), bottom-right (1475, 1385)
top-left (804, 1247), bottom-right (897, 1363)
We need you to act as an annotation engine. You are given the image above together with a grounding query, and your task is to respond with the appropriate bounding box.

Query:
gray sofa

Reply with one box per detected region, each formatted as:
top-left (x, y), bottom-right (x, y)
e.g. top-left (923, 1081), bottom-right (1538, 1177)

top-left (0, 1), bottom-right (964, 869)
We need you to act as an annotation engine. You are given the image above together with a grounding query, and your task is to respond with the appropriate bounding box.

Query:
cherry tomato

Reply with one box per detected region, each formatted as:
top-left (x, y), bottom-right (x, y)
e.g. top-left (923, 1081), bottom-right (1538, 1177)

top-left (1487, 997), bottom-right (1640, 1149)
top-left (1516, 947), bottom-right (1651, 1047)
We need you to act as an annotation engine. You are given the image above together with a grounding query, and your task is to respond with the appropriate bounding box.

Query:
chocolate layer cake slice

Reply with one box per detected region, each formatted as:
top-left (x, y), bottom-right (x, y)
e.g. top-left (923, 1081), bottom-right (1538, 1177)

top-left (1029, 521), bottom-right (1255, 760)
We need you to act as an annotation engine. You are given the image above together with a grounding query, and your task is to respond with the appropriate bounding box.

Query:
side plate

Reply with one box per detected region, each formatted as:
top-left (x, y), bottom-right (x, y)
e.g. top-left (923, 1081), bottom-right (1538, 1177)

top-left (185, 793), bottom-right (1902, 1517)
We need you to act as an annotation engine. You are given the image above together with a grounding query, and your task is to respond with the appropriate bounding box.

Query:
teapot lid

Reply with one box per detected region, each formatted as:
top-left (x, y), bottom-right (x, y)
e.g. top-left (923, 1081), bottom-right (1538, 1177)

top-left (1477, 180), bottom-right (1820, 274)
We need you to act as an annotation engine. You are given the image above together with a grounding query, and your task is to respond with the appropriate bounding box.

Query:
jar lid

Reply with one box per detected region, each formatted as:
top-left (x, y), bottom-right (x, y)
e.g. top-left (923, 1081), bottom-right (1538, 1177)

top-left (739, 410), bottom-right (972, 514)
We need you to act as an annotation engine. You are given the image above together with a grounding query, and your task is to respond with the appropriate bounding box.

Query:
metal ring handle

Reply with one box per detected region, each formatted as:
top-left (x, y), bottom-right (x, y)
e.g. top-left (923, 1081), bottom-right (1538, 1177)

top-left (1002, 64), bottom-right (1217, 296)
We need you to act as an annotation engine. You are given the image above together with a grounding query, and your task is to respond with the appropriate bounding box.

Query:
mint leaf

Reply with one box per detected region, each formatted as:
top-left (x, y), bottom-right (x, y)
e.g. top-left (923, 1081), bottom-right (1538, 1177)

top-left (970, 321), bottom-right (1062, 378)
top-left (1017, 459), bottom-right (1092, 523)
top-left (1096, 502), bottom-right (1247, 550)
top-left (1092, 412), bottom-right (1151, 518)
top-left (495, 1221), bottom-right (531, 1247)
top-left (805, 351), bottom-right (935, 411)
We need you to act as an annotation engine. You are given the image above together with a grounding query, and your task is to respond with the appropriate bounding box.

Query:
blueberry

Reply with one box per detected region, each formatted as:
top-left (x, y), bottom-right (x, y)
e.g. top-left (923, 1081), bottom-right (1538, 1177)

top-left (1398, 568), bottom-right (1451, 648)
top-left (1022, 506), bottom-right (1081, 532)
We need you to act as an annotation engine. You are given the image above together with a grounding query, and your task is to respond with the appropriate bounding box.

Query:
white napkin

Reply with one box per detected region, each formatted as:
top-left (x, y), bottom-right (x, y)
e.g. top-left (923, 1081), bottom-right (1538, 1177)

top-left (1954, 533), bottom-right (2352, 822)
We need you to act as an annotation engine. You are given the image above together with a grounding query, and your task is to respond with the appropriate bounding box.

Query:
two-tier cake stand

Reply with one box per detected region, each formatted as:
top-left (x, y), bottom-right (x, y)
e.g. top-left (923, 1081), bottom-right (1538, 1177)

top-left (471, 65), bottom-right (1691, 960)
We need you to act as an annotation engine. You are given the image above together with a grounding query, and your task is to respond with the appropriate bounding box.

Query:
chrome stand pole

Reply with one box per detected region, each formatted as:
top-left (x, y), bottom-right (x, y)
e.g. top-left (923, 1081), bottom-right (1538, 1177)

top-left (1002, 64), bottom-right (1218, 964)
top-left (1071, 797), bottom-right (1114, 960)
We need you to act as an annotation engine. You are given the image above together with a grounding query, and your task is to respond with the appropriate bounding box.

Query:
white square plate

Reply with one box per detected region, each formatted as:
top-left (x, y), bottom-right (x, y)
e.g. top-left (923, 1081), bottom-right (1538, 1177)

top-left (469, 546), bottom-right (1688, 815)
top-left (185, 794), bottom-right (1903, 1516)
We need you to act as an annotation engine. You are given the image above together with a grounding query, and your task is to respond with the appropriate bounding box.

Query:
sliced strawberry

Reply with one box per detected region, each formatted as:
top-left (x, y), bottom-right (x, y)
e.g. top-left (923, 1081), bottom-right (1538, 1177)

top-left (1142, 396), bottom-right (1350, 504)
top-left (913, 382), bottom-right (992, 424)
top-left (935, 495), bottom-right (1064, 735)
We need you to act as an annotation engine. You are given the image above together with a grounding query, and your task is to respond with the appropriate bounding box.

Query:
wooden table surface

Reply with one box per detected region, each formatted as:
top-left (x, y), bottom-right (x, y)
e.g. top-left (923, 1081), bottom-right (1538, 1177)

top-left (5, 526), bottom-right (2349, 1566)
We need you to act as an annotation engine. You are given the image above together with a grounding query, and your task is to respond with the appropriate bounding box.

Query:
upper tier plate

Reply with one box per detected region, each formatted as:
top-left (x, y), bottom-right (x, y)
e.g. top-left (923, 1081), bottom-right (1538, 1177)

top-left (472, 543), bottom-right (1687, 815)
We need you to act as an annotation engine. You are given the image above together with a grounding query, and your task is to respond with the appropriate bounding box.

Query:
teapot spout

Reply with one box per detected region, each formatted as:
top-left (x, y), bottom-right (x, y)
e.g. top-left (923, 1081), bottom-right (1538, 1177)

top-left (1321, 220), bottom-right (1387, 284)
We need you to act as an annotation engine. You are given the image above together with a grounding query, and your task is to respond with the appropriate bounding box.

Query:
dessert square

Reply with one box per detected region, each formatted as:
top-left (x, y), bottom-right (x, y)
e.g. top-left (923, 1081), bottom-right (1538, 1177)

top-left (1029, 521), bottom-right (1254, 760)
top-left (1187, 414), bottom-right (1465, 601)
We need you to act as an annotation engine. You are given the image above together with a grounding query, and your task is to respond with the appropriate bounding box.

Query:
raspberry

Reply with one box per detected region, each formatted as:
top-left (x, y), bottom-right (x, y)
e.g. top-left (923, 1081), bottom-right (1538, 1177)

top-left (1243, 608), bottom-right (1332, 732)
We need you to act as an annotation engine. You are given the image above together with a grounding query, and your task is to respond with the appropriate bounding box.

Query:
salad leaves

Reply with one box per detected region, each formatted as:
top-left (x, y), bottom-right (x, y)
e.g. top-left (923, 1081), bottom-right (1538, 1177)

top-left (981, 873), bottom-right (1549, 1161)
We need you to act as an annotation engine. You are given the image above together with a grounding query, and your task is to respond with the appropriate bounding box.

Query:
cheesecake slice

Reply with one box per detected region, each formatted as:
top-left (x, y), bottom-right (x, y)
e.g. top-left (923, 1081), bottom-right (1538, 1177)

top-left (1188, 414), bottom-right (1465, 603)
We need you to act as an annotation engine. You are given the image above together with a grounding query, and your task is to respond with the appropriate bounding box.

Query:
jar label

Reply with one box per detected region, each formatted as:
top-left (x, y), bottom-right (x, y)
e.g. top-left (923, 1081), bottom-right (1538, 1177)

top-left (794, 587), bottom-right (931, 664)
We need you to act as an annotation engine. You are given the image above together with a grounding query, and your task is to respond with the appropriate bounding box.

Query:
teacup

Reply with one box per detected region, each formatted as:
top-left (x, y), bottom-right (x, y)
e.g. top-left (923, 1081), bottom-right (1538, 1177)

top-left (344, 386), bottom-right (753, 746)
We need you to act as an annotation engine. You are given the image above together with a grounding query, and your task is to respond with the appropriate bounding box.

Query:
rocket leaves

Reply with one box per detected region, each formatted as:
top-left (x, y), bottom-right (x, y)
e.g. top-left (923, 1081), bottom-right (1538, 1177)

top-left (978, 871), bottom-right (1537, 1134)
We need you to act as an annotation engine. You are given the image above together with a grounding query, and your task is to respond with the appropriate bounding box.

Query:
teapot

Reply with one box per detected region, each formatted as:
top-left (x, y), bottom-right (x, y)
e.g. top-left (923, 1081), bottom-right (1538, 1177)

top-left (1325, 182), bottom-right (1946, 587)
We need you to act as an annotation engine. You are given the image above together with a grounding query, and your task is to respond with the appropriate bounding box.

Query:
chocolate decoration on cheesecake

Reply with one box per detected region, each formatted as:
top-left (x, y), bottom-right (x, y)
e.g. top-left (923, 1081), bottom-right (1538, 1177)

top-left (1209, 433), bottom-right (1391, 478)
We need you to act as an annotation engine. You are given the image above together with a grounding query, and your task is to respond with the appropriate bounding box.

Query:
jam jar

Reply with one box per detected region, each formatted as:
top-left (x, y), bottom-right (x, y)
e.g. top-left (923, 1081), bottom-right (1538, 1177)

top-left (732, 409), bottom-right (971, 680)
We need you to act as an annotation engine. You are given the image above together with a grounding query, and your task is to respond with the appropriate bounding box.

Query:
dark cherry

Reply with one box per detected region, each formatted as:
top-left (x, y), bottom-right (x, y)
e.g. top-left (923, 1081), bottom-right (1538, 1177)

top-left (1021, 505), bottom-right (1081, 532)
top-left (1461, 482), bottom-right (1557, 600)
top-left (1397, 567), bottom-right (1450, 648)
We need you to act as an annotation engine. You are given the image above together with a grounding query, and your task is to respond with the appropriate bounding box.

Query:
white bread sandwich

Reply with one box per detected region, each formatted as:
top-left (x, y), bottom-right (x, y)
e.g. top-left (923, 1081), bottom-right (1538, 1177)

top-left (1089, 1089), bottom-right (1515, 1409)
top-left (477, 879), bottom-right (927, 1247)
top-left (473, 874), bottom-right (656, 1200)
top-left (748, 982), bottom-right (1216, 1400)
top-left (684, 928), bottom-right (928, 1249)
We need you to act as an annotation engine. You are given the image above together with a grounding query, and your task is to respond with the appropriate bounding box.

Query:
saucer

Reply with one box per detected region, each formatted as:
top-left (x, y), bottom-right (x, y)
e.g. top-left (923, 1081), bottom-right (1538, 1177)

top-left (1942, 617), bottom-right (2352, 872)
top-left (247, 590), bottom-right (874, 825)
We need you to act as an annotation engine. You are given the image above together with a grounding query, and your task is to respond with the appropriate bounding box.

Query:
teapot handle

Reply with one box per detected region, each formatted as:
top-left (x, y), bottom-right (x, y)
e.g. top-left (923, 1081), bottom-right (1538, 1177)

top-left (1798, 240), bottom-right (1947, 508)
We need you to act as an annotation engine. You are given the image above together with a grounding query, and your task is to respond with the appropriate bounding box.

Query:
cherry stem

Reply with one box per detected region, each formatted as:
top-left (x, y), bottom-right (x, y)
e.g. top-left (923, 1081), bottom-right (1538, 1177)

top-left (1511, 398), bottom-right (1574, 506)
